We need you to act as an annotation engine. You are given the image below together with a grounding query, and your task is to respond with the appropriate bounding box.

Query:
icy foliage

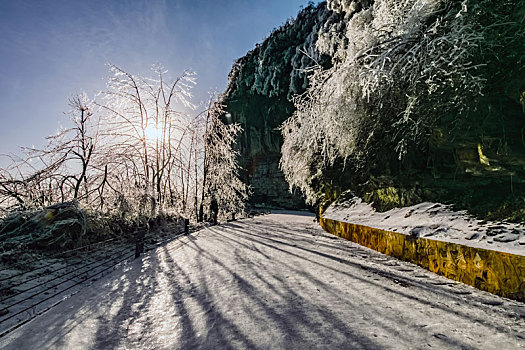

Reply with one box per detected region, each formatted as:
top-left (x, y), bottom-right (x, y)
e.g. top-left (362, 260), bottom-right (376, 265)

top-left (281, 0), bottom-right (492, 204)
top-left (97, 64), bottom-right (198, 217)
top-left (281, 66), bottom-right (362, 202)
top-left (201, 107), bottom-right (248, 221)
top-left (327, 0), bottom-right (360, 13)
top-left (0, 201), bottom-right (87, 251)
top-left (225, 3), bottom-right (331, 101)
top-left (0, 65), bottom-right (248, 225)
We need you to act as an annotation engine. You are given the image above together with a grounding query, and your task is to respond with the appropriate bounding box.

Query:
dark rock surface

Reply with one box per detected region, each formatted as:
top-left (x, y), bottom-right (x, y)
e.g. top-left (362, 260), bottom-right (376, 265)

top-left (222, 3), bottom-right (335, 209)
top-left (222, 0), bottom-right (525, 220)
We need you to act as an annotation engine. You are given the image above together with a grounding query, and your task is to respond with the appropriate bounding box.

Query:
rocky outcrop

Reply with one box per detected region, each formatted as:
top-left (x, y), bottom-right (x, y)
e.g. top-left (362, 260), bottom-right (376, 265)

top-left (223, 0), bottom-right (525, 220)
top-left (222, 3), bottom-right (337, 208)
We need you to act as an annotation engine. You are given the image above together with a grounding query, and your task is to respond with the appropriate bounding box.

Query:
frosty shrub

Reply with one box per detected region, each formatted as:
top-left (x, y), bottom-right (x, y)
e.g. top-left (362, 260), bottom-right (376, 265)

top-left (0, 201), bottom-right (87, 251)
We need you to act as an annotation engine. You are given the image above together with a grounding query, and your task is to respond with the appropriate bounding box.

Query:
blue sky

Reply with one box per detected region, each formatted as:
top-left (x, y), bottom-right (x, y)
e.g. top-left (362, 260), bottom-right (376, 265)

top-left (0, 0), bottom-right (316, 160)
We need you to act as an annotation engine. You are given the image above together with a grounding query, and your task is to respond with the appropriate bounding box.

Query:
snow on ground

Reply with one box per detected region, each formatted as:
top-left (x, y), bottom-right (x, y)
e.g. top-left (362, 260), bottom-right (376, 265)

top-left (1, 212), bottom-right (524, 349)
top-left (0, 224), bottom-right (185, 335)
top-left (324, 197), bottom-right (525, 256)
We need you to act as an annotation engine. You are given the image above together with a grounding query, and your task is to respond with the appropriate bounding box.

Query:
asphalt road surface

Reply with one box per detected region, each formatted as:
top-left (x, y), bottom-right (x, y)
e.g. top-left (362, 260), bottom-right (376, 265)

top-left (1, 211), bottom-right (524, 349)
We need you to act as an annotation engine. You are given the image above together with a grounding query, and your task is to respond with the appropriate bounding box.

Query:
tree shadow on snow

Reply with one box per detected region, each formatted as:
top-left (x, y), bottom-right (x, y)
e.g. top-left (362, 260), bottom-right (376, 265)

top-left (3, 216), bottom-right (522, 349)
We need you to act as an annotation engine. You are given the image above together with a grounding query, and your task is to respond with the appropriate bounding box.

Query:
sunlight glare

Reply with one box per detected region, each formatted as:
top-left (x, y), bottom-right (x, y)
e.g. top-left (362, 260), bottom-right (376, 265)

top-left (145, 123), bottom-right (164, 143)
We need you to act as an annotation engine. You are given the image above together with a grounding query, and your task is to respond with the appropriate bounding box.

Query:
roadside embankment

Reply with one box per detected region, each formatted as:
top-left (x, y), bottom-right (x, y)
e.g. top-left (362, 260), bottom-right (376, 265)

top-left (319, 217), bottom-right (525, 301)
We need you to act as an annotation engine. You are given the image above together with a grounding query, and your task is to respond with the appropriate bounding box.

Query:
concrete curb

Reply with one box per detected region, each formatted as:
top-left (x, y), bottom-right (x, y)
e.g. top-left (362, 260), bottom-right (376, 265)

top-left (319, 216), bottom-right (525, 302)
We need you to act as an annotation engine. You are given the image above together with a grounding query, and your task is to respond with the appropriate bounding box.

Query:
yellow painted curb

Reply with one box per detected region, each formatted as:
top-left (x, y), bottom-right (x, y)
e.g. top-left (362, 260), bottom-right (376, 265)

top-left (319, 216), bottom-right (525, 302)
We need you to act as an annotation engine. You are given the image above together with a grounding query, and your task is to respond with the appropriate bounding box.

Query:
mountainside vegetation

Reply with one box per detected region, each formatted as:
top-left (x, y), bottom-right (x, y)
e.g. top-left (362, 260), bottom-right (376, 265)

top-left (227, 0), bottom-right (525, 221)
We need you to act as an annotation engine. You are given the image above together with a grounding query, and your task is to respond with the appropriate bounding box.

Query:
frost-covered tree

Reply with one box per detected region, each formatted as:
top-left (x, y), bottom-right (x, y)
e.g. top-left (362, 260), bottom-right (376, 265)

top-left (281, 0), bottom-right (523, 206)
top-left (96, 64), bottom-right (196, 217)
top-left (66, 93), bottom-right (98, 201)
top-left (1, 64), bottom-right (249, 224)
top-left (0, 92), bottom-right (101, 211)
top-left (199, 102), bottom-right (248, 222)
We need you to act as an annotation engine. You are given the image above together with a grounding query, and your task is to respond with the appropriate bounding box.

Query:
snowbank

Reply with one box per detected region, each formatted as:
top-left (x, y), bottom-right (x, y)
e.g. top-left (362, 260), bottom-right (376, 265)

top-left (323, 197), bottom-right (525, 256)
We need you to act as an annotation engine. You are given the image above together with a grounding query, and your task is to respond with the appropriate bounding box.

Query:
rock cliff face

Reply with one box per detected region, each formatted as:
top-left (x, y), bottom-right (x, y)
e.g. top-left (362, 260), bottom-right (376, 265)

top-left (223, 0), bottom-right (525, 220)
top-left (298, 0), bottom-right (525, 220)
top-left (222, 3), bottom-right (336, 208)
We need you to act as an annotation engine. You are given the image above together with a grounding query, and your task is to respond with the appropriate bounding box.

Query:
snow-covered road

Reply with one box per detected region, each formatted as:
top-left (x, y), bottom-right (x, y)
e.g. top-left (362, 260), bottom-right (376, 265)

top-left (1, 211), bottom-right (524, 349)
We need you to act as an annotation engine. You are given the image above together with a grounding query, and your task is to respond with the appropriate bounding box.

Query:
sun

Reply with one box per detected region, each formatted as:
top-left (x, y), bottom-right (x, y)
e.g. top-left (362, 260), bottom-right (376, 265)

top-left (144, 123), bottom-right (164, 143)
